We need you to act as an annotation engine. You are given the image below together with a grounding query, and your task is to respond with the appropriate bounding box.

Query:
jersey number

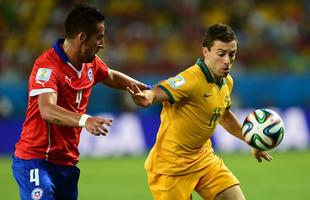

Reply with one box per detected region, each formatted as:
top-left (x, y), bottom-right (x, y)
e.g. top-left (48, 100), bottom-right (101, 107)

top-left (209, 108), bottom-right (221, 128)
top-left (76, 89), bottom-right (83, 108)
top-left (30, 168), bottom-right (40, 186)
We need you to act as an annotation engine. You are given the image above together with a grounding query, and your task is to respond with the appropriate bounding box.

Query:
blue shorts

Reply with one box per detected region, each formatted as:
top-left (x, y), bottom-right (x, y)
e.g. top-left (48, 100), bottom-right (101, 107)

top-left (12, 155), bottom-right (80, 200)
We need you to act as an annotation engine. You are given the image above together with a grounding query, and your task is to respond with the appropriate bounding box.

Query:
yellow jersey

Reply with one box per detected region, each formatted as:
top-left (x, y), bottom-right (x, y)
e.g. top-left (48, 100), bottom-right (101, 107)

top-left (145, 58), bottom-right (233, 175)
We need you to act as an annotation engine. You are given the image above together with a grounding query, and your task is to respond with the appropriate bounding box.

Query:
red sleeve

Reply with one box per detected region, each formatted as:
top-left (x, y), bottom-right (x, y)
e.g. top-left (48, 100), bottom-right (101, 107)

top-left (93, 56), bottom-right (109, 85)
top-left (29, 57), bottom-right (59, 97)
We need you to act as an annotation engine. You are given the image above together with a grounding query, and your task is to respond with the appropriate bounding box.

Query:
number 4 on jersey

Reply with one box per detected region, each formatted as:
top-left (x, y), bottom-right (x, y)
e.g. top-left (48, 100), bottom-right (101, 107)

top-left (30, 168), bottom-right (40, 186)
top-left (76, 89), bottom-right (83, 108)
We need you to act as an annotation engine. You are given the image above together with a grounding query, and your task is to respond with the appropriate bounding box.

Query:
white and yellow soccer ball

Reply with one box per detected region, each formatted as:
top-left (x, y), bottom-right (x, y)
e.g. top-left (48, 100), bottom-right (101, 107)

top-left (242, 108), bottom-right (285, 151)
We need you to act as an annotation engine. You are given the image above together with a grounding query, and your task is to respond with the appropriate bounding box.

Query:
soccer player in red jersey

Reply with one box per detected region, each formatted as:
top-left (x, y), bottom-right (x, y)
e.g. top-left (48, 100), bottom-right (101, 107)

top-left (12, 5), bottom-right (149, 200)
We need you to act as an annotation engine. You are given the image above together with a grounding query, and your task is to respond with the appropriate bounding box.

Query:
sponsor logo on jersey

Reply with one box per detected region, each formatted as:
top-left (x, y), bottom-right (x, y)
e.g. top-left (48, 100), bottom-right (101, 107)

top-left (35, 80), bottom-right (46, 87)
top-left (36, 68), bottom-right (52, 82)
top-left (31, 187), bottom-right (43, 200)
top-left (168, 75), bottom-right (186, 89)
top-left (204, 91), bottom-right (213, 98)
top-left (88, 68), bottom-right (93, 81)
top-left (65, 75), bottom-right (72, 84)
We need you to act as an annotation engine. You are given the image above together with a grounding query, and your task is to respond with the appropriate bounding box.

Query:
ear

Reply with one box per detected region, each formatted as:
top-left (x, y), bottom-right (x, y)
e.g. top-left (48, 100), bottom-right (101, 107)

top-left (202, 47), bottom-right (209, 58)
top-left (77, 32), bottom-right (87, 44)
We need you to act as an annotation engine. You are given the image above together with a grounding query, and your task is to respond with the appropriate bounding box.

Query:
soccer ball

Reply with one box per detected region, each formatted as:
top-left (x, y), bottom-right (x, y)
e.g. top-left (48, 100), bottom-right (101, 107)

top-left (242, 108), bottom-right (285, 151)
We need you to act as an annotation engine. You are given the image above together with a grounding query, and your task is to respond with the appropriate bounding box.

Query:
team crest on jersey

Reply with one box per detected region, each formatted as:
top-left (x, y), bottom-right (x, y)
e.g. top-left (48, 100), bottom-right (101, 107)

top-left (88, 68), bottom-right (93, 81)
top-left (224, 95), bottom-right (230, 103)
top-left (36, 68), bottom-right (52, 82)
top-left (168, 75), bottom-right (186, 89)
top-left (31, 187), bottom-right (43, 200)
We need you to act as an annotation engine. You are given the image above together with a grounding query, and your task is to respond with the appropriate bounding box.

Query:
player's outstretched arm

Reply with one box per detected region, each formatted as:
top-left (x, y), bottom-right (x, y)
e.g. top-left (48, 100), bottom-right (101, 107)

top-left (38, 92), bottom-right (112, 136)
top-left (220, 110), bottom-right (272, 162)
top-left (219, 110), bottom-right (243, 140)
top-left (127, 83), bottom-right (169, 107)
top-left (102, 69), bottom-right (148, 90)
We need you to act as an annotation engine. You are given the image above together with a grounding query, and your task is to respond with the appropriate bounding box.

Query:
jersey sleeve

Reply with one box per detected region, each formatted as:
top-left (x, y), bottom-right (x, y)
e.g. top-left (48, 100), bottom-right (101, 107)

top-left (93, 56), bottom-right (110, 84)
top-left (158, 69), bottom-right (197, 104)
top-left (29, 59), bottom-right (59, 97)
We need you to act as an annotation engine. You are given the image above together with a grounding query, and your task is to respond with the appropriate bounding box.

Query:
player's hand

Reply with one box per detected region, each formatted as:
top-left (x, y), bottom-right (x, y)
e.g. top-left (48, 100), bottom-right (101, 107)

top-left (251, 147), bottom-right (273, 163)
top-left (85, 116), bottom-right (112, 136)
top-left (127, 83), bottom-right (152, 107)
top-left (136, 82), bottom-right (151, 90)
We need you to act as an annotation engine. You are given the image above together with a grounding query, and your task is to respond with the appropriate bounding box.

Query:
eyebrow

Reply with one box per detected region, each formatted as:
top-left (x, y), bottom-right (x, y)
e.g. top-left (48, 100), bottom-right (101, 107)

top-left (217, 49), bottom-right (237, 53)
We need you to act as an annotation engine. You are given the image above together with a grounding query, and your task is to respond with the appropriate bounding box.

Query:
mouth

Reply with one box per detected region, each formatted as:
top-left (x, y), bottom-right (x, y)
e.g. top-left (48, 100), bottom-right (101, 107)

top-left (223, 68), bottom-right (230, 74)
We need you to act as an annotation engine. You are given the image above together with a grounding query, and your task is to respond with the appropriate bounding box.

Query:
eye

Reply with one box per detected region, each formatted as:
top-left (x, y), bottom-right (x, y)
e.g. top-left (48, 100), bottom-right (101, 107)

top-left (218, 53), bottom-right (225, 57)
top-left (229, 53), bottom-right (235, 58)
top-left (97, 34), bottom-right (104, 41)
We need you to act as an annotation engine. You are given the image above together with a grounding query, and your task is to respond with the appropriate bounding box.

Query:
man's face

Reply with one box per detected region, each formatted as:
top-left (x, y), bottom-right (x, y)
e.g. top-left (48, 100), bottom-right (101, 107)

top-left (81, 22), bottom-right (105, 63)
top-left (202, 40), bottom-right (237, 81)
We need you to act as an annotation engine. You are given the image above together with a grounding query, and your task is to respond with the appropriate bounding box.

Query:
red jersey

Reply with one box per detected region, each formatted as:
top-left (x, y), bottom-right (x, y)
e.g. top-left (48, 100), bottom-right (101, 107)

top-left (15, 39), bottom-right (109, 165)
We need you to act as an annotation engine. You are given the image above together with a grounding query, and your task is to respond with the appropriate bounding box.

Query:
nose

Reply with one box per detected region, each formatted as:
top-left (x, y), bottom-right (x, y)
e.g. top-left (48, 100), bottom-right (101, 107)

top-left (223, 54), bottom-right (231, 65)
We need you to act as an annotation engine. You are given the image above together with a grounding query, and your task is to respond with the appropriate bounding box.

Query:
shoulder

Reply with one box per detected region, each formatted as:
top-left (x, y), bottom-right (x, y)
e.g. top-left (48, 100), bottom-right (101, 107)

top-left (226, 74), bottom-right (233, 84)
top-left (226, 74), bottom-right (234, 83)
top-left (31, 48), bottom-right (61, 80)
top-left (93, 55), bottom-right (109, 69)
top-left (91, 56), bottom-right (110, 82)
top-left (179, 64), bottom-right (203, 80)
top-left (225, 74), bottom-right (234, 91)
top-left (34, 48), bottom-right (61, 71)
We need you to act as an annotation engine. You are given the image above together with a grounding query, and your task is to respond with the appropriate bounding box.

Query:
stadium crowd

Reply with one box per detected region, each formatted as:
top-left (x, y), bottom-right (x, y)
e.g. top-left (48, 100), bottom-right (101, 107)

top-left (1, 0), bottom-right (309, 83)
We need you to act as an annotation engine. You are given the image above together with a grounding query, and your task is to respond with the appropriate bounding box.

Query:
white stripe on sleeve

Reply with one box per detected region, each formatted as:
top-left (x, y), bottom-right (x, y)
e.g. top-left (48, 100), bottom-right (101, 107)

top-left (29, 88), bottom-right (55, 97)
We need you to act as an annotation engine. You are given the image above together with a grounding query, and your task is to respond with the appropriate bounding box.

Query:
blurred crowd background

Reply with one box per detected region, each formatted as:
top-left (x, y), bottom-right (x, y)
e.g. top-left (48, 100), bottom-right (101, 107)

top-left (0, 0), bottom-right (310, 118)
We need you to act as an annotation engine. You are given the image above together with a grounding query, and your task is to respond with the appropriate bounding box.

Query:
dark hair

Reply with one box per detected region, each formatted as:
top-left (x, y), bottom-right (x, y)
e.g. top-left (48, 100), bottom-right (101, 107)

top-left (65, 4), bottom-right (105, 39)
top-left (202, 24), bottom-right (237, 50)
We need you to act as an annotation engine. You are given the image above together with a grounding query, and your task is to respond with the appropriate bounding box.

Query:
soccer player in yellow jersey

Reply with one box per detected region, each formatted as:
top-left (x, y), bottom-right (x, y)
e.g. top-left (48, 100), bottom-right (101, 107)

top-left (127, 24), bottom-right (272, 200)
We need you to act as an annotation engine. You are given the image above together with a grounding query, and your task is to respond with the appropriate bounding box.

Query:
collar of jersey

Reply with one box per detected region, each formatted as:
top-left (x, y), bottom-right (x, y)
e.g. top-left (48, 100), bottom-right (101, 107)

top-left (196, 58), bottom-right (225, 88)
top-left (53, 38), bottom-right (84, 78)
top-left (53, 38), bottom-right (69, 63)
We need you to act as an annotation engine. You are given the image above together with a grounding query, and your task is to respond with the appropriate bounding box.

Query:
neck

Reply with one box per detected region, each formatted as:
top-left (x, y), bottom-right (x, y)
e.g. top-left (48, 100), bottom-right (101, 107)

top-left (204, 60), bottom-right (222, 84)
top-left (211, 73), bottom-right (222, 84)
top-left (63, 39), bottom-right (83, 70)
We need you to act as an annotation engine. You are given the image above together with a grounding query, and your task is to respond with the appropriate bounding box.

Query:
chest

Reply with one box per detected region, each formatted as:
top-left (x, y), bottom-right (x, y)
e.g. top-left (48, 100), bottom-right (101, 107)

top-left (187, 84), bottom-right (231, 121)
top-left (57, 65), bottom-right (95, 110)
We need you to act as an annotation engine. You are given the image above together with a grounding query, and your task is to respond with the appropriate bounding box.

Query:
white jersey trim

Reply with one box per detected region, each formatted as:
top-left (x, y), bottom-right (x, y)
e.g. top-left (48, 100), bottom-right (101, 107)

top-left (29, 88), bottom-right (55, 97)
top-left (67, 61), bottom-right (84, 78)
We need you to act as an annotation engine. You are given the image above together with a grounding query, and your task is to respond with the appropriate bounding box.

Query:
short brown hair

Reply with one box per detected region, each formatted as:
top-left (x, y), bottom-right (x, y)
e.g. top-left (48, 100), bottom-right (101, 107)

top-left (65, 4), bottom-right (105, 39)
top-left (202, 24), bottom-right (237, 50)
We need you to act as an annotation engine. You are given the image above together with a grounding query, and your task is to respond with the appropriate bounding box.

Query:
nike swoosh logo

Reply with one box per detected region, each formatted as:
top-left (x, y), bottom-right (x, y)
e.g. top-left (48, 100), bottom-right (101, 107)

top-left (204, 94), bottom-right (212, 98)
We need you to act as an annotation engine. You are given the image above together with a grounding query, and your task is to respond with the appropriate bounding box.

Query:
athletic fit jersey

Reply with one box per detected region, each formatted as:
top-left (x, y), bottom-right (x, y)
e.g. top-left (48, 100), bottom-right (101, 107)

top-left (15, 39), bottom-right (109, 166)
top-left (145, 58), bottom-right (233, 175)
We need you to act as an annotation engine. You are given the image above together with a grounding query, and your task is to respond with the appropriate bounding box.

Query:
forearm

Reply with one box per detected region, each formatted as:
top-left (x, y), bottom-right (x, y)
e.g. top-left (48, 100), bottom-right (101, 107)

top-left (220, 110), bottom-right (244, 141)
top-left (221, 110), bottom-right (273, 162)
top-left (39, 103), bottom-right (82, 127)
top-left (104, 70), bottom-right (147, 90)
top-left (38, 93), bottom-right (84, 127)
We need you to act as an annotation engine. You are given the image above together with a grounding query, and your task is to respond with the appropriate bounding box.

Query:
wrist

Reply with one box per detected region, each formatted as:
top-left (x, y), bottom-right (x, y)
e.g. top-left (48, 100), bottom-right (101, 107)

top-left (78, 114), bottom-right (91, 127)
